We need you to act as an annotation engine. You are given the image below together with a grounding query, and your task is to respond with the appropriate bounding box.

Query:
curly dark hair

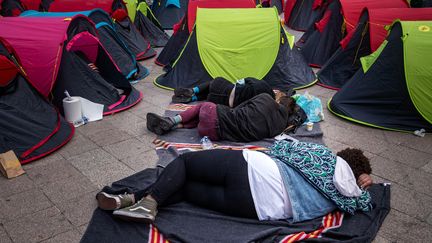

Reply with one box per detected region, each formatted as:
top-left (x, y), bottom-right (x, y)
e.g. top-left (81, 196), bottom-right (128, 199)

top-left (336, 148), bottom-right (372, 180)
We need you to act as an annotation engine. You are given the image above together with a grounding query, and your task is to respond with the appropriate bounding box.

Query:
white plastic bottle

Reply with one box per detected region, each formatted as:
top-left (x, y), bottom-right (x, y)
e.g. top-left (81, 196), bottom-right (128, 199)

top-left (201, 136), bottom-right (214, 150)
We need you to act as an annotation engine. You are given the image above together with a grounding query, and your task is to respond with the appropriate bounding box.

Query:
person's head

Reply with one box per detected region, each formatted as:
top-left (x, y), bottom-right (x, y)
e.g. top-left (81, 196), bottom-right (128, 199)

top-left (276, 92), bottom-right (296, 114)
top-left (337, 148), bottom-right (372, 180)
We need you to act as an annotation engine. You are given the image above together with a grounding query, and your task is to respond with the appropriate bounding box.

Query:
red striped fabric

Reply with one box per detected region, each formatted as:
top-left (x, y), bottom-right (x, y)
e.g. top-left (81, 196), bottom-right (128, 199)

top-left (280, 211), bottom-right (344, 243)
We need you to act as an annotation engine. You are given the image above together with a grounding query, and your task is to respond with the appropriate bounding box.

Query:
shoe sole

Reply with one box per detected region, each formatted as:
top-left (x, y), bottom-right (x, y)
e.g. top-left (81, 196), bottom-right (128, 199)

top-left (146, 113), bottom-right (172, 135)
top-left (172, 95), bottom-right (191, 103)
top-left (113, 212), bottom-right (155, 224)
top-left (96, 192), bottom-right (118, 211)
top-left (174, 88), bottom-right (193, 97)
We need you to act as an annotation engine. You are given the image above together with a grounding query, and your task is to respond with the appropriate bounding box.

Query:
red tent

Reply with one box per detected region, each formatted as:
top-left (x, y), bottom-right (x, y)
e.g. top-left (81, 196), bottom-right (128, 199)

top-left (187, 0), bottom-right (256, 32)
top-left (339, 0), bottom-right (409, 34)
top-left (0, 16), bottom-right (143, 114)
top-left (367, 8), bottom-right (432, 51)
top-left (0, 17), bottom-right (83, 96)
top-left (48, 0), bottom-right (115, 13)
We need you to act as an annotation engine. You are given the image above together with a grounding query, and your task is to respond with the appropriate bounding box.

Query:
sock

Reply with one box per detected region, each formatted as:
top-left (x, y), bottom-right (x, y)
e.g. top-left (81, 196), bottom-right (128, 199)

top-left (192, 87), bottom-right (200, 94)
top-left (170, 115), bottom-right (182, 125)
top-left (191, 95), bottom-right (198, 102)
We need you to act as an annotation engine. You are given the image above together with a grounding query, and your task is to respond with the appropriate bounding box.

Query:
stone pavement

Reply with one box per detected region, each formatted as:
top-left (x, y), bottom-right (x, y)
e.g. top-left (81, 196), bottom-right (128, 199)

top-left (1, 38), bottom-right (432, 243)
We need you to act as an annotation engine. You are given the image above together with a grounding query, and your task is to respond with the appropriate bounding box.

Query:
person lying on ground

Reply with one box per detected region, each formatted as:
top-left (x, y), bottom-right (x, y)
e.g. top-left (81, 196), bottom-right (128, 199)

top-left (96, 141), bottom-right (373, 224)
top-left (147, 92), bottom-right (299, 142)
top-left (172, 77), bottom-right (285, 107)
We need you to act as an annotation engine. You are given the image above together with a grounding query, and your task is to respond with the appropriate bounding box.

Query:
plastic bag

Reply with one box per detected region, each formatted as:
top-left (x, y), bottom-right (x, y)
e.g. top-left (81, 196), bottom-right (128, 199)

top-left (293, 92), bottom-right (324, 123)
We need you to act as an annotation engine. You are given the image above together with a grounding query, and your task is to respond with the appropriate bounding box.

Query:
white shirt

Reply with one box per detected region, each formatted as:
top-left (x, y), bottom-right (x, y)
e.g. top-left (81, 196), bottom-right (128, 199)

top-left (243, 150), bottom-right (362, 221)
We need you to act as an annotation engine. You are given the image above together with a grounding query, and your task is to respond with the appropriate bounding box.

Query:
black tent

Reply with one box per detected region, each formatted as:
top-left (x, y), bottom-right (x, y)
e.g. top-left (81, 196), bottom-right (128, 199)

top-left (112, 8), bottom-right (157, 60)
top-left (155, 16), bottom-right (189, 66)
top-left (328, 20), bottom-right (432, 132)
top-left (21, 9), bottom-right (150, 81)
top-left (0, 37), bottom-right (74, 164)
top-left (284, 0), bottom-right (327, 31)
top-left (155, 8), bottom-right (316, 91)
top-left (134, 9), bottom-right (169, 47)
top-left (317, 8), bottom-right (432, 90)
top-left (126, 0), bottom-right (169, 47)
top-left (297, 0), bottom-right (409, 67)
top-left (150, 0), bottom-right (188, 29)
top-left (0, 16), bottom-right (143, 115)
top-left (296, 0), bottom-right (344, 67)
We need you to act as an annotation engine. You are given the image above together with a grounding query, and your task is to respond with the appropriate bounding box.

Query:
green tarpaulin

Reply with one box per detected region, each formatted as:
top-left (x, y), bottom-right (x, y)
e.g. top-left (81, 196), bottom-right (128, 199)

top-left (196, 8), bottom-right (280, 83)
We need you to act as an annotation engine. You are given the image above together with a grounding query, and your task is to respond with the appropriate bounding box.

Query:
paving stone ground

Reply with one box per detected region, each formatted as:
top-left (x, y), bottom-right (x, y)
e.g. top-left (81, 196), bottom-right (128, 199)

top-left (1, 30), bottom-right (432, 243)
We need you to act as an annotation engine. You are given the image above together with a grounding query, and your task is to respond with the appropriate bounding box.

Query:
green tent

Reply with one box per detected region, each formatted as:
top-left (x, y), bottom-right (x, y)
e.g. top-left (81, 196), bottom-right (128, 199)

top-left (155, 7), bottom-right (316, 91)
top-left (329, 20), bottom-right (432, 132)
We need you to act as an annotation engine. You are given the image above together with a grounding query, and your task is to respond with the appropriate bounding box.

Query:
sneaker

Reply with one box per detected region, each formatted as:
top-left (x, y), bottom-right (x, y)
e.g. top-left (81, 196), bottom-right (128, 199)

top-left (146, 113), bottom-right (175, 135)
top-left (171, 94), bottom-right (192, 103)
top-left (96, 192), bottom-right (135, 210)
top-left (174, 87), bottom-right (194, 98)
top-left (113, 197), bottom-right (158, 223)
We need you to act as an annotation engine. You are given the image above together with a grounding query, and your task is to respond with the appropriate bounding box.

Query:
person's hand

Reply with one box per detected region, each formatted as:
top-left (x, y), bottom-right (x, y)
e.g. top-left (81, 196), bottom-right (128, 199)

top-left (357, 173), bottom-right (373, 190)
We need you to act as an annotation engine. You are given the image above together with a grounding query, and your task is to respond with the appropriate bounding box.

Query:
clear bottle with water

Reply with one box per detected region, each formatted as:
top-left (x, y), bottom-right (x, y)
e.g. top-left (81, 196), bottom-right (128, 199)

top-left (201, 136), bottom-right (214, 150)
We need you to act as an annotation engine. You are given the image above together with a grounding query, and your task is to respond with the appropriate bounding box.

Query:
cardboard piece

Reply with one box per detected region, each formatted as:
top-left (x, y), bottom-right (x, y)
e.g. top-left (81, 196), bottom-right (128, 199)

top-left (0, 150), bottom-right (25, 179)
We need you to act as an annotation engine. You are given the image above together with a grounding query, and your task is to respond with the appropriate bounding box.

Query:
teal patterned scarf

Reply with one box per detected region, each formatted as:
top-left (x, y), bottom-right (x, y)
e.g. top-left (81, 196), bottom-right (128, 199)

top-left (267, 140), bottom-right (372, 214)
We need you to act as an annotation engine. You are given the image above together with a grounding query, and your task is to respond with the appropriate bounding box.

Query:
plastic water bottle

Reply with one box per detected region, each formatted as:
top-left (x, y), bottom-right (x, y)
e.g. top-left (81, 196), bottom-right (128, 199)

top-left (201, 136), bottom-right (214, 150)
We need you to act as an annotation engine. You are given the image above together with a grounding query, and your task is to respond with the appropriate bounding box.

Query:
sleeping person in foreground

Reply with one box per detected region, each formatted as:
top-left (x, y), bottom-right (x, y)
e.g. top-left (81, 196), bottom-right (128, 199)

top-left (96, 140), bottom-right (373, 224)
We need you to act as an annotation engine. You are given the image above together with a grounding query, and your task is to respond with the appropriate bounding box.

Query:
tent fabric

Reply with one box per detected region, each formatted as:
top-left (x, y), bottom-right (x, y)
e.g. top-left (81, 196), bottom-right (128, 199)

top-left (155, 0), bottom-right (256, 67)
top-left (298, 0), bottom-right (409, 67)
top-left (0, 17), bottom-right (83, 97)
top-left (187, 0), bottom-right (256, 33)
top-left (401, 21), bottom-right (432, 124)
top-left (0, 0), bottom-right (25, 16)
top-left (155, 8), bottom-right (316, 91)
top-left (0, 55), bottom-right (19, 87)
top-left (328, 21), bottom-right (432, 132)
top-left (0, 37), bottom-right (74, 164)
top-left (81, 166), bottom-right (391, 243)
top-left (48, 0), bottom-right (115, 13)
top-left (284, 0), bottom-right (327, 31)
top-left (126, 0), bottom-right (169, 47)
top-left (317, 8), bottom-right (432, 90)
top-left (339, 0), bottom-right (409, 34)
top-left (134, 10), bottom-right (170, 47)
top-left (150, 0), bottom-right (188, 29)
top-left (367, 8), bottom-right (432, 51)
top-left (20, 9), bottom-right (145, 80)
top-left (0, 16), bottom-right (142, 115)
top-left (196, 8), bottom-right (280, 82)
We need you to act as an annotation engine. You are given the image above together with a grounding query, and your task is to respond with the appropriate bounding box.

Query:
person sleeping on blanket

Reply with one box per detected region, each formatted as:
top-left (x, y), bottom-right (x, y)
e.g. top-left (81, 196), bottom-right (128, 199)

top-left (147, 90), bottom-right (303, 142)
top-left (96, 140), bottom-right (373, 223)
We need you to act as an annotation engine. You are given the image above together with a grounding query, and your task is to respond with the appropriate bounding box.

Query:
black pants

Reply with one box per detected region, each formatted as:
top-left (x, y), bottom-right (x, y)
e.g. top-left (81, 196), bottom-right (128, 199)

top-left (196, 77), bottom-right (275, 107)
top-left (138, 149), bottom-right (258, 219)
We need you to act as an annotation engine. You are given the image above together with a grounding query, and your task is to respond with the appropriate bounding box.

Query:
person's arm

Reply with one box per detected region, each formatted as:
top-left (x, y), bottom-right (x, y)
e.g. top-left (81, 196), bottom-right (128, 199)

top-left (357, 173), bottom-right (373, 190)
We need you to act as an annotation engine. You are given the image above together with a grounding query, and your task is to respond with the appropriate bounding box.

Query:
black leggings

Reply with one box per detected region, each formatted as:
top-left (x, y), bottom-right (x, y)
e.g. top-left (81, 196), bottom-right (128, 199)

top-left (140, 149), bottom-right (258, 219)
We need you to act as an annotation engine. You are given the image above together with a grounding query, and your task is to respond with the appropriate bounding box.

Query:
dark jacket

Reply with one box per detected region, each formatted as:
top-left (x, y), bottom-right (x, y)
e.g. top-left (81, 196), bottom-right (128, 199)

top-left (217, 93), bottom-right (290, 142)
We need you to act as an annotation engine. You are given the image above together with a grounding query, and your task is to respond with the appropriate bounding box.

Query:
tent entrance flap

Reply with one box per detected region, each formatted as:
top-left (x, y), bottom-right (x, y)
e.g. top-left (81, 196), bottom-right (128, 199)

top-left (0, 55), bottom-right (19, 87)
top-left (66, 32), bottom-right (99, 63)
top-left (402, 21), bottom-right (432, 124)
top-left (196, 8), bottom-right (280, 83)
